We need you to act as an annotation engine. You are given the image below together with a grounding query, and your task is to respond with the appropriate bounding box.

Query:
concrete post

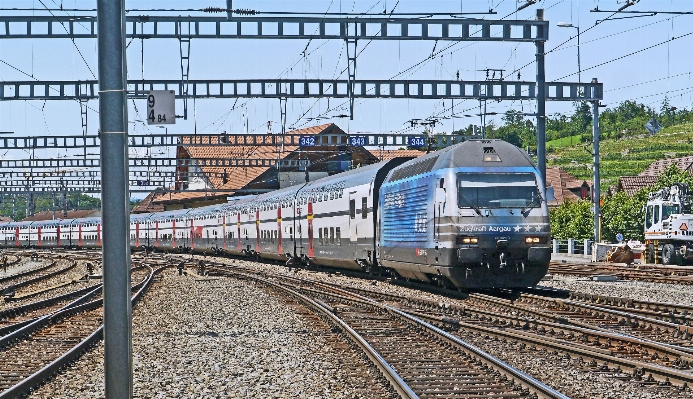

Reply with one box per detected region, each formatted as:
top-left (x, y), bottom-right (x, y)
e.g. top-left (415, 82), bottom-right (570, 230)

top-left (97, 1), bottom-right (132, 398)
top-left (567, 238), bottom-right (574, 255)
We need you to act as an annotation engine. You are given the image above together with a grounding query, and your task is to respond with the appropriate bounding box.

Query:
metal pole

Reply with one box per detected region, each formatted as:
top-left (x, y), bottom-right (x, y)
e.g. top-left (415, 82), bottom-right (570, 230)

top-left (592, 79), bottom-right (601, 243)
top-left (576, 27), bottom-right (581, 83)
top-left (535, 9), bottom-right (547, 187)
top-left (97, 1), bottom-right (132, 398)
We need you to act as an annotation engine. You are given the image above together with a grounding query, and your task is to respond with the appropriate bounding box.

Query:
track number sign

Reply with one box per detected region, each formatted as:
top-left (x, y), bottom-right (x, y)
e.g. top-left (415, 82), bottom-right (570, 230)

top-left (408, 136), bottom-right (426, 147)
top-left (147, 90), bottom-right (175, 125)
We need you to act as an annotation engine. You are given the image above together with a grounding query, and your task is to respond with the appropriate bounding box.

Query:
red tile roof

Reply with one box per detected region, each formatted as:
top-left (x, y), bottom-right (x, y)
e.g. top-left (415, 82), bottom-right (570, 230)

top-left (132, 190), bottom-right (166, 213)
top-left (546, 167), bottom-right (591, 206)
top-left (639, 156), bottom-right (693, 177)
top-left (370, 149), bottom-right (427, 161)
top-left (617, 175), bottom-right (659, 196)
top-left (153, 124), bottom-right (340, 204)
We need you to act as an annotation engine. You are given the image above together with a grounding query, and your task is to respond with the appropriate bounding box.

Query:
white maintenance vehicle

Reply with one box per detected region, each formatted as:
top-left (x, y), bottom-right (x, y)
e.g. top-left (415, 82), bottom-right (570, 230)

top-left (644, 183), bottom-right (693, 265)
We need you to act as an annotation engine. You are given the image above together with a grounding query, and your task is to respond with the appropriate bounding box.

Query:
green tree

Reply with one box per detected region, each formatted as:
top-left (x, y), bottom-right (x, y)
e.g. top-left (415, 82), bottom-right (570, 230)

top-left (660, 97), bottom-right (677, 128)
top-left (571, 101), bottom-right (592, 136)
top-left (550, 199), bottom-right (594, 239)
top-left (599, 100), bottom-right (654, 139)
top-left (487, 110), bottom-right (536, 149)
top-left (601, 190), bottom-right (647, 242)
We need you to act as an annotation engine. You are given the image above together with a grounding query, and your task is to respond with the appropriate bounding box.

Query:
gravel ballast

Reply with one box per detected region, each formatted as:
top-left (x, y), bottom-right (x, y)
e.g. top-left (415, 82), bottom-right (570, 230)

top-left (211, 259), bottom-right (693, 399)
top-left (28, 268), bottom-right (391, 398)
top-left (24, 256), bottom-right (693, 399)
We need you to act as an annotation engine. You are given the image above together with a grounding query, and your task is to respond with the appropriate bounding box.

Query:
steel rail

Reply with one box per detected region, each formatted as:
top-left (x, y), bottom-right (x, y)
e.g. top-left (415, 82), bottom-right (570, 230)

top-left (0, 281), bottom-right (102, 336)
top-left (516, 294), bottom-right (693, 341)
top-left (310, 279), bottom-right (693, 364)
top-left (0, 260), bottom-right (56, 285)
top-left (0, 264), bottom-right (161, 398)
top-left (1, 261), bottom-right (76, 296)
top-left (402, 303), bottom-right (693, 388)
top-left (230, 267), bottom-right (693, 389)
top-left (209, 263), bottom-right (569, 399)
top-left (210, 267), bottom-right (419, 399)
top-left (313, 277), bottom-right (693, 389)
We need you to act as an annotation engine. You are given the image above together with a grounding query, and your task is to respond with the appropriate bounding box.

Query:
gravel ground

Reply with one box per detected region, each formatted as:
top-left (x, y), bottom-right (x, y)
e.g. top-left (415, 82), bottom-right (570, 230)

top-left (21, 256), bottom-right (693, 399)
top-left (28, 268), bottom-right (392, 399)
top-left (0, 260), bottom-right (100, 311)
top-left (207, 259), bottom-right (693, 399)
top-left (541, 274), bottom-right (693, 306)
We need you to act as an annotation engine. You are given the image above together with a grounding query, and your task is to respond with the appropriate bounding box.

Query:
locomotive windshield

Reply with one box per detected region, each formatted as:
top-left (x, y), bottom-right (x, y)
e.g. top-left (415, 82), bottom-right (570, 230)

top-left (457, 173), bottom-right (540, 209)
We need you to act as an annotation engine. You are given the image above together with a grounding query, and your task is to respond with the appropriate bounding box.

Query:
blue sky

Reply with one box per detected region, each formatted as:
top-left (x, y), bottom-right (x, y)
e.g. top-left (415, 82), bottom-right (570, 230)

top-left (0, 0), bottom-right (692, 196)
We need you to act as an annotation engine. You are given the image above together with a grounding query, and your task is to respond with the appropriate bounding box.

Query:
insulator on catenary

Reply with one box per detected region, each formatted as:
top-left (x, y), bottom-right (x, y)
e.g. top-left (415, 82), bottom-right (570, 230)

top-left (202, 7), bottom-right (257, 15)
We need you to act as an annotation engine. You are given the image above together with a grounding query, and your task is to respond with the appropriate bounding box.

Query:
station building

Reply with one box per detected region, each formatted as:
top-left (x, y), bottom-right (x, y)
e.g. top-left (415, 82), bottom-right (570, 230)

top-left (133, 124), bottom-right (413, 212)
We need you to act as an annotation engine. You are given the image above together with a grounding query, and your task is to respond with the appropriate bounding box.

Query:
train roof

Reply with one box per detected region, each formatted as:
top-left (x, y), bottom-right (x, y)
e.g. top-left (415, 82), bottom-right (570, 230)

top-left (384, 139), bottom-right (535, 184)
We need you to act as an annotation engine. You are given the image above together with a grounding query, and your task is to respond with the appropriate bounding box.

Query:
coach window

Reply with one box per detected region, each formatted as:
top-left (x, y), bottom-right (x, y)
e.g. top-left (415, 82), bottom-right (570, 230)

top-left (654, 205), bottom-right (660, 225)
top-left (336, 227), bottom-right (341, 245)
top-left (361, 197), bottom-right (367, 219)
top-left (319, 228), bottom-right (323, 245)
top-left (330, 227), bottom-right (334, 244)
top-left (350, 199), bottom-right (356, 219)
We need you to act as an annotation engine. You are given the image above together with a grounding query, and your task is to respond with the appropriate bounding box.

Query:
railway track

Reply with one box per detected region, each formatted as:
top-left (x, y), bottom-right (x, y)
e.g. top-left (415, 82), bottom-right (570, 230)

top-left (207, 262), bottom-right (568, 399)
top-left (511, 294), bottom-right (693, 351)
top-left (548, 261), bottom-right (693, 284)
top-left (0, 283), bottom-right (102, 336)
top-left (0, 262), bottom-right (162, 398)
top-left (204, 260), bottom-right (693, 393)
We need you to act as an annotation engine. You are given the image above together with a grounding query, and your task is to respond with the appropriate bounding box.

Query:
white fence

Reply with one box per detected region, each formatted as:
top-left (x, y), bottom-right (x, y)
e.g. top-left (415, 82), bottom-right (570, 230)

top-left (552, 239), bottom-right (593, 256)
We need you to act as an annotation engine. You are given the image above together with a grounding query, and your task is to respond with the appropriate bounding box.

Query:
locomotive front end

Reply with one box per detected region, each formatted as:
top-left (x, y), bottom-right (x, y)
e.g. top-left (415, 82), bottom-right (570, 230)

top-left (452, 170), bottom-right (551, 287)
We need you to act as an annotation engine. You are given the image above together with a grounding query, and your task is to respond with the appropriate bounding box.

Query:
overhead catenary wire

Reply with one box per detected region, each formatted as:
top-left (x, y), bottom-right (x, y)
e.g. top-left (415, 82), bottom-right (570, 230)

top-left (291, 0), bottom-right (536, 129)
top-left (552, 30), bottom-right (693, 81)
top-left (38, 0), bottom-right (96, 79)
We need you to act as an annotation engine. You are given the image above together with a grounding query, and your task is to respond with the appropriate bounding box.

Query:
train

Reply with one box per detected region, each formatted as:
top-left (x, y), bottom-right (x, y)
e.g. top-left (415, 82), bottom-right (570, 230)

top-left (0, 139), bottom-right (551, 288)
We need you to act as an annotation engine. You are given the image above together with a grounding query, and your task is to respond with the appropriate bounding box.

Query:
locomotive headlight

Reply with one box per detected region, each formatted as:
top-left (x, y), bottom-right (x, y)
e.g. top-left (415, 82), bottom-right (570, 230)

top-left (525, 237), bottom-right (541, 243)
top-left (457, 236), bottom-right (478, 245)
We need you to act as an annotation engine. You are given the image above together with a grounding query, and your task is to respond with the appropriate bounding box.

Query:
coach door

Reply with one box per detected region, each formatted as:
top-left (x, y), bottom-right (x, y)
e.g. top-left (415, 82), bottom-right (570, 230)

top-left (349, 191), bottom-right (358, 242)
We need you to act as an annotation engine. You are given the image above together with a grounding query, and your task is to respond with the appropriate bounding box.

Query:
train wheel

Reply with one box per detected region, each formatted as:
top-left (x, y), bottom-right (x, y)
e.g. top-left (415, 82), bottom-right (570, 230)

top-left (662, 244), bottom-right (678, 265)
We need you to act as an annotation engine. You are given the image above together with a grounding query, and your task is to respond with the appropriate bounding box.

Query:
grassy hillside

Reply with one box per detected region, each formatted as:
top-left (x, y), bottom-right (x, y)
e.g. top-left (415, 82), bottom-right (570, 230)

top-left (546, 122), bottom-right (693, 190)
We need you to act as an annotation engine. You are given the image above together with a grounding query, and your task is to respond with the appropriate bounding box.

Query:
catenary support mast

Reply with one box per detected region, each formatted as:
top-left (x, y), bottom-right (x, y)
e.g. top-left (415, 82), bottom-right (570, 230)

top-left (97, 1), bottom-right (132, 398)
